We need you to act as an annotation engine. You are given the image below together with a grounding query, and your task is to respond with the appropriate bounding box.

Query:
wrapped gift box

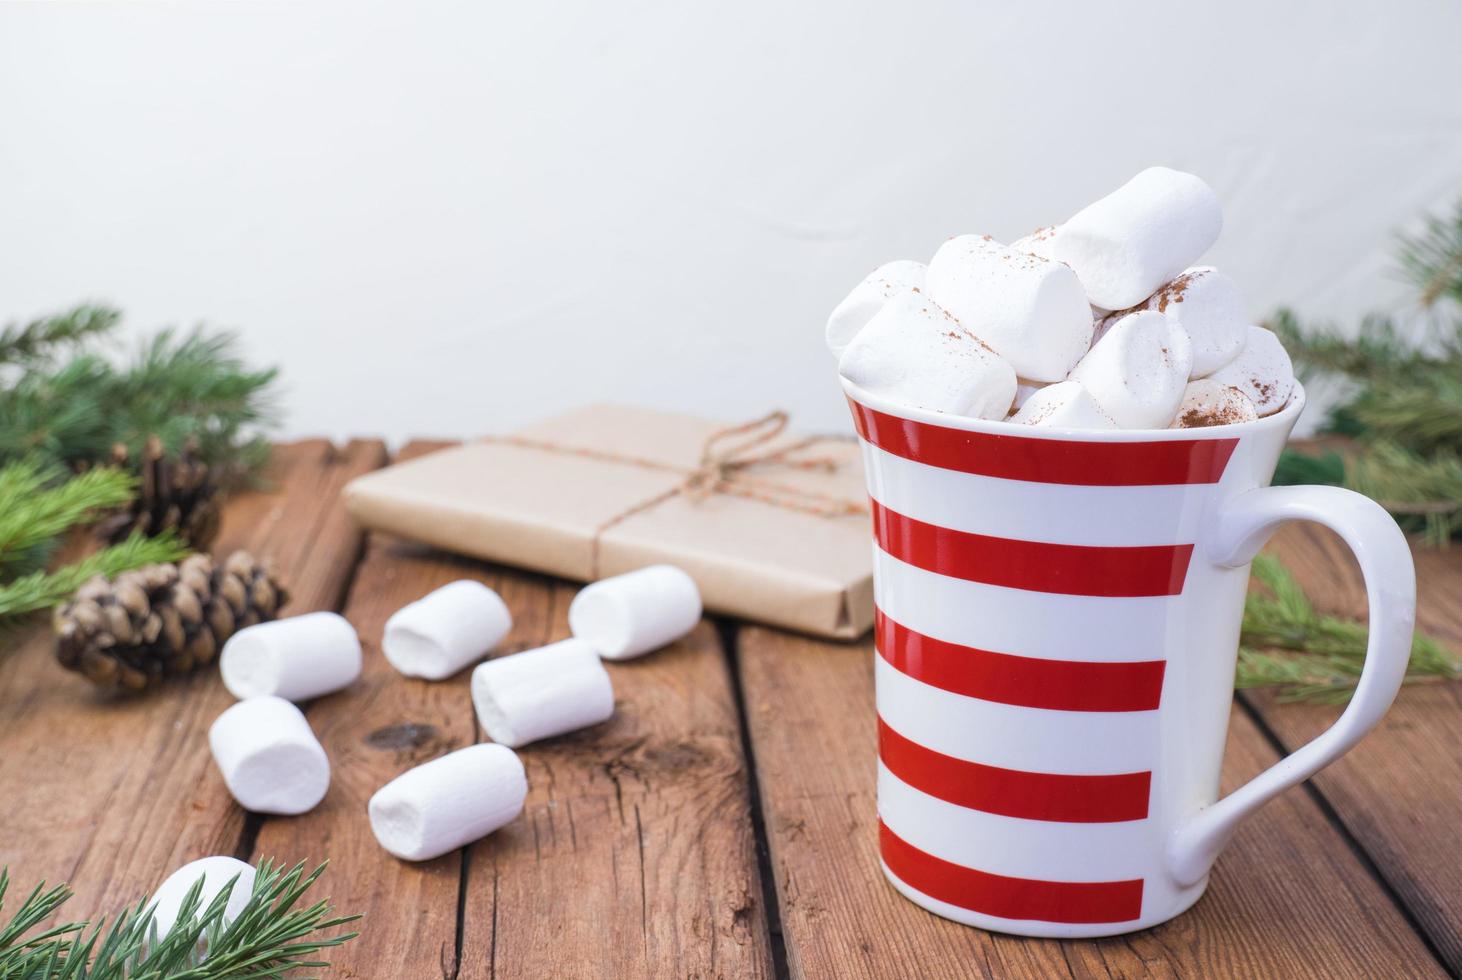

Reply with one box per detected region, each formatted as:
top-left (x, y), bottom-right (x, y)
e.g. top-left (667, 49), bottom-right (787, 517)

top-left (343, 404), bottom-right (873, 640)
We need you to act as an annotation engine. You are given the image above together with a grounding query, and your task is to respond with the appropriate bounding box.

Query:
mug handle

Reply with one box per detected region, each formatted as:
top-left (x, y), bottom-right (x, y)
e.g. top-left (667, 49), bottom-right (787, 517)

top-left (1167, 484), bottom-right (1417, 887)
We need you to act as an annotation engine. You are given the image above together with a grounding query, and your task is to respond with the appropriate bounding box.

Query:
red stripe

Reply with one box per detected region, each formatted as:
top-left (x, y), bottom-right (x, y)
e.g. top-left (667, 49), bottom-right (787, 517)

top-left (849, 397), bottom-right (1236, 486)
top-left (879, 717), bottom-right (1150, 822)
top-left (876, 609), bottom-right (1165, 712)
top-left (879, 821), bottom-right (1144, 924)
top-left (871, 500), bottom-right (1193, 597)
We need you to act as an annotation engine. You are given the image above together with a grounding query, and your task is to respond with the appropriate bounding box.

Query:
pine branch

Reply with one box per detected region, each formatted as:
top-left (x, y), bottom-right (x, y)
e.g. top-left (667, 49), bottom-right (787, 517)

top-left (1267, 308), bottom-right (1440, 387)
top-left (1237, 554), bottom-right (1459, 702)
top-left (1346, 441), bottom-right (1462, 546)
top-left (1398, 200), bottom-right (1462, 308)
top-left (0, 306), bottom-right (119, 367)
top-left (0, 870), bottom-right (83, 978)
top-left (0, 356), bottom-right (122, 467)
top-left (0, 316), bottom-right (279, 482)
top-left (107, 329), bottom-right (279, 482)
top-left (1272, 446), bottom-right (1346, 488)
top-left (1266, 265), bottom-right (1462, 542)
top-left (1277, 441), bottom-right (1462, 546)
top-left (0, 532), bottom-right (189, 621)
top-left (0, 462), bottom-right (52, 519)
top-left (0, 463), bottom-right (137, 577)
top-left (0, 860), bottom-right (359, 979)
top-left (1343, 364), bottom-right (1462, 455)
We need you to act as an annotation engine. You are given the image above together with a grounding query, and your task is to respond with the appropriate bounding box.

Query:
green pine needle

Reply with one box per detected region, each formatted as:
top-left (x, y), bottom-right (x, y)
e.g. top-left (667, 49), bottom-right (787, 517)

top-left (0, 317), bottom-right (279, 482)
top-left (0, 463), bottom-right (137, 577)
top-left (0, 870), bottom-right (83, 978)
top-left (0, 532), bottom-right (189, 621)
top-left (1265, 198), bottom-right (1462, 545)
top-left (1398, 202), bottom-right (1462, 308)
top-left (1269, 308), bottom-right (1442, 385)
top-left (1272, 446), bottom-right (1347, 488)
top-left (1237, 553), bottom-right (1460, 703)
top-left (105, 328), bottom-right (279, 480)
top-left (1275, 441), bottom-right (1462, 546)
top-left (0, 460), bottom-right (189, 625)
top-left (1347, 441), bottom-right (1462, 546)
top-left (0, 860), bottom-right (359, 979)
top-left (0, 306), bottom-right (120, 368)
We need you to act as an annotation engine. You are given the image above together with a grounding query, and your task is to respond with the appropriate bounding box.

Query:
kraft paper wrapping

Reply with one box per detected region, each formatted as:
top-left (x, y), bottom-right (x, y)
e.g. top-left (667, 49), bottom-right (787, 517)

top-left (342, 405), bottom-right (874, 640)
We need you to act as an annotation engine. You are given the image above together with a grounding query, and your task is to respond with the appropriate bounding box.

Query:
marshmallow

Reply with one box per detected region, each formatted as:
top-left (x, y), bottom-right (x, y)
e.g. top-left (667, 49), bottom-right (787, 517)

top-left (208, 696), bottom-right (330, 815)
top-left (1145, 267), bottom-right (1247, 377)
top-left (838, 290), bottom-right (1017, 420)
top-left (1090, 310), bottom-right (1121, 350)
top-left (472, 638), bottom-right (614, 747)
top-left (368, 743), bottom-right (527, 862)
top-left (1042, 167), bottom-right (1223, 309)
top-left (825, 260), bottom-right (927, 357)
top-left (1012, 380), bottom-right (1045, 412)
top-left (1069, 311), bottom-right (1192, 428)
top-left (383, 580), bottom-right (512, 680)
top-left (1170, 379), bottom-right (1259, 428)
top-left (1205, 325), bottom-right (1295, 416)
top-left (220, 611), bottom-right (361, 702)
top-left (1011, 225), bottom-right (1059, 254)
top-left (1011, 380), bottom-right (1118, 429)
top-left (926, 235), bottom-right (1092, 382)
top-left (148, 856), bottom-right (256, 941)
top-left (569, 564), bottom-right (701, 660)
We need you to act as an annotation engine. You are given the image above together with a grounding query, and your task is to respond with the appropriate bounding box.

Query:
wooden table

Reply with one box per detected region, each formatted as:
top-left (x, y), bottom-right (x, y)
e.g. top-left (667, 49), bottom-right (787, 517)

top-left (2, 440), bottom-right (1458, 978)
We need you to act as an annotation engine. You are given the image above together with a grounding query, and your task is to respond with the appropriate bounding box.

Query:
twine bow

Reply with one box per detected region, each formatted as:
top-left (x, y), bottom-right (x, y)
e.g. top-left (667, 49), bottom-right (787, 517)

top-left (484, 410), bottom-right (866, 577)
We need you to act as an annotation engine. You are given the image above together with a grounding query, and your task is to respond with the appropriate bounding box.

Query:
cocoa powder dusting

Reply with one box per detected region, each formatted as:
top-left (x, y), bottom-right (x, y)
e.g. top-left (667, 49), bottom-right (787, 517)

top-left (1178, 405), bottom-right (1241, 428)
top-left (1152, 270), bottom-right (1200, 312)
top-left (1025, 400), bottom-right (1055, 425)
top-left (1178, 391), bottom-right (1252, 428)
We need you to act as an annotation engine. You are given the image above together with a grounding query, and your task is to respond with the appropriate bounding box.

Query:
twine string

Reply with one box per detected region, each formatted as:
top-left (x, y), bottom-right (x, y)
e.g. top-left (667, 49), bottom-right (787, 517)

top-left (482, 410), bottom-right (865, 577)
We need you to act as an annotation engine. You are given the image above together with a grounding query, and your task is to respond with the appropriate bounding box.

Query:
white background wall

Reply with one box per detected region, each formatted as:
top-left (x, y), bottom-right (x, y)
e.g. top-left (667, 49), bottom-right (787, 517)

top-left (2, 1), bottom-right (1460, 442)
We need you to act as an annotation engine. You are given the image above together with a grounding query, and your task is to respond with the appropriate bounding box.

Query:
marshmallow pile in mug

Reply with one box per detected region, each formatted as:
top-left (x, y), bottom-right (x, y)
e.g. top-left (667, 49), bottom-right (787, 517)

top-left (828, 167), bottom-right (1296, 430)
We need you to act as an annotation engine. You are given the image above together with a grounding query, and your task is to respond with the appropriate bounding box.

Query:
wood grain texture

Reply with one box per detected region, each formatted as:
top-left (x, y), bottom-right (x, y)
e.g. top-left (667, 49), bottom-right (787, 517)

top-left (456, 598), bottom-right (772, 980)
top-left (737, 626), bottom-right (1446, 979)
top-left (1245, 523), bottom-right (1462, 972)
top-left (4, 434), bottom-right (1456, 978)
top-left (0, 439), bottom-right (384, 921)
top-left (249, 441), bottom-right (773, 979)
top-left (246, 440), bottom-right (487, 977)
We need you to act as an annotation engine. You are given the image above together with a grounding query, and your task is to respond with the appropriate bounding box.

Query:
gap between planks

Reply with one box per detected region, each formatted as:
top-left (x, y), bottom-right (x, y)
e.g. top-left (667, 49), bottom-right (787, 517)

top-left (719, 617), bottom-right (794, 980)
top-left (1240, 520), bottom-right (1462, 974)
top-left (735, 622), bottom-right (1449, 980)
top-left (1234, 692), bottom-right (1453, 974)
top-left (242, 440), bottom-right (776, 979)
top-left (0, 439), bottom-right (384, 928)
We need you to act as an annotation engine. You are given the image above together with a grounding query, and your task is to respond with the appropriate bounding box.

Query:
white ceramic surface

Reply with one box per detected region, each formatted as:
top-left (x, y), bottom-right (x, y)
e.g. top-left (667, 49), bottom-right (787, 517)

top-left (844, 379), bottom-right (1416, 937)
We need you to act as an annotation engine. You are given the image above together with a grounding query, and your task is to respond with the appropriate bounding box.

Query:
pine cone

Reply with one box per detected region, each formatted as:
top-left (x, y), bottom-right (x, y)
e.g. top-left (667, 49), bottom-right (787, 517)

top-left (96, 436), bottom-right (222, 550)
top-left (54, 551), bottom-right (289, 692)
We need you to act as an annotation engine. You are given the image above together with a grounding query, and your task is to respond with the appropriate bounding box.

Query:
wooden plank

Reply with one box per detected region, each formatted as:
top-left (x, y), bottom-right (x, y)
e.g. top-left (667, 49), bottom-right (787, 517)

top-left (251, 441), bottom-right (774, 979)
top-left (0, 439), bottom-right (385, 921)
top-left (738, 626), bottom-right (1446, 979)
top-left (458, 589), bottom-right (772, 980)
top-left (1245, 523), bottom-right (1462, 971)
top-left (244, 438), bottom-right (493, 976)
top-left (248, 527), bottom-right (485, 975)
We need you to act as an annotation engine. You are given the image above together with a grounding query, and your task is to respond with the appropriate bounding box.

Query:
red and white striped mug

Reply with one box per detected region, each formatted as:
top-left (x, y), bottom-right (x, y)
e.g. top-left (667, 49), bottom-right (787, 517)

top-left (845, 380), bottom-right (1416, 938)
